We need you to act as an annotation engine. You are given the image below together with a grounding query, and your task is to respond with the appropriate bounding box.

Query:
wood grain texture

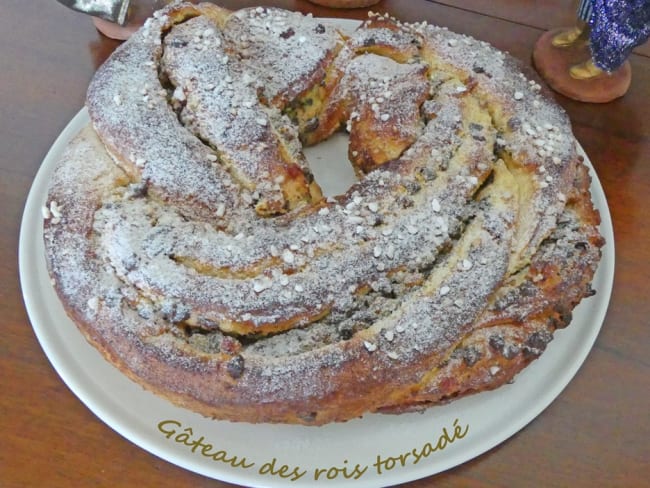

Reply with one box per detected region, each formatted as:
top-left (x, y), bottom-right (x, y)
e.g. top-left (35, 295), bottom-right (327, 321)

top-left (2, 0), bottom-right (649, 487)
top-left (429, 0), bottom-right (650, 57)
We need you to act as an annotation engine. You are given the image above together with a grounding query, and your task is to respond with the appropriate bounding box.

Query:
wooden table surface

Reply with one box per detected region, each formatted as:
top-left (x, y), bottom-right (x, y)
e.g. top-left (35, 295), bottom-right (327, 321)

top-left (2, 1), bottom-right (648, 486)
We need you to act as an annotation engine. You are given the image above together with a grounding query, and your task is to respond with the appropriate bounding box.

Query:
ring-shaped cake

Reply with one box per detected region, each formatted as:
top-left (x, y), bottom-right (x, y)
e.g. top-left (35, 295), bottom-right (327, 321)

top-left (43, 2), bottom-right (604, 424)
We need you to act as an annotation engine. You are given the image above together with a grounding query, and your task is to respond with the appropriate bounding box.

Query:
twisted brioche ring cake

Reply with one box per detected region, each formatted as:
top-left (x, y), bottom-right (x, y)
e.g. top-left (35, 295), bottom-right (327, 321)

top-left (43, 2), bottom-right (604, 424)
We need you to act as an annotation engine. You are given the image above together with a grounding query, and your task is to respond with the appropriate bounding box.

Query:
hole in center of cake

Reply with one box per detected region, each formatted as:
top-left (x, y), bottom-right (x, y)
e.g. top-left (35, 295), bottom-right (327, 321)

top-left (303, 133), bottom-right (359, 197)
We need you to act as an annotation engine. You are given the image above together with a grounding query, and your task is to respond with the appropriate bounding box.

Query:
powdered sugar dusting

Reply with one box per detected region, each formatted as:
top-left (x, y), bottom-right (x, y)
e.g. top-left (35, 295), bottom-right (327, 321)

top-left (161, 16), bottom-right (310, 214)
top-left (43, 4), bottom-right (603, 424)
top-left (222, 7), bottom-right (342, 107)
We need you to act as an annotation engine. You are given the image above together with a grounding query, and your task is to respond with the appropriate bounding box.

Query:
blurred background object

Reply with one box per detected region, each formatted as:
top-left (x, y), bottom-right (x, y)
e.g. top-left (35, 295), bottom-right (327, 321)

top-left (533, 0), bottom-right (650, 103)
top-left (56, 0), bottom-right (177, 40)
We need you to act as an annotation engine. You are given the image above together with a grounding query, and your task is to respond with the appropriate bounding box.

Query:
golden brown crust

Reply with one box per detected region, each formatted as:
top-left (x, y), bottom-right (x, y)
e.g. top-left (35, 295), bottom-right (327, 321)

top-left (43, 5), bottom-right (604, 425)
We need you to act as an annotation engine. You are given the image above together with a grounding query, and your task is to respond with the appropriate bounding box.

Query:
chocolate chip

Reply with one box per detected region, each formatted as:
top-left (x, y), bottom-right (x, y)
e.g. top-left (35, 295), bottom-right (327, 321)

top-left (280, 27), bottom-right (295, 39)
top-left (160, 301), bottom-right (190, 323)
top-left (338, 325), bottom-right (354, 340)
top-left (463, 347), bottom-right (481, 366)
top-left (502, 344), bottom-right (520, 359)
top-left (314, 23), bottom-right (325, 34)
top-left (127, 182), bottom-right (148, 199)
top-left (470, 123), bottom-right (486, 141)
top-left (523, 346), bottom-right (541, 358)
top-left (489, 334), bottom-right (505, 352)
top-left (453, 346), bottom-right (481, 366)
top-left (520, 281), bottom-right (536, 297)
top-left (381, 288), bottom-right (397, 299)
top-left (472, 65), bottom-right (485, 74)
top-left (526, 330), bottom-right (553, 351)
top-left (363, 37), bottom-right (376, 47)
top-left (300, 411), bottom-right (318, 422)
top-left (226, 355), bottom-right (245, 379)
top-left (489, 334), bottom-right (521, 359)
top-left (368, 214), bottom-right (384, 226)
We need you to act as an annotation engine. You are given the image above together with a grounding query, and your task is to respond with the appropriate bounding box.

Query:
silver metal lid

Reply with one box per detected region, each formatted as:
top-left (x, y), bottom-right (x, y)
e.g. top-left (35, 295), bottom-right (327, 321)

top-left (56, 0), bottom-right (131, 25)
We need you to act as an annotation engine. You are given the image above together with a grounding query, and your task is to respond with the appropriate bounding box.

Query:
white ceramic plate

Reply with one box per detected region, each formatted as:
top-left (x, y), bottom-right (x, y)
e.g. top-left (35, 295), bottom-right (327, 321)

top-left (19, 106), bottom-right (615, 488)
top-left (19, 18), bottom-right (615, 488)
